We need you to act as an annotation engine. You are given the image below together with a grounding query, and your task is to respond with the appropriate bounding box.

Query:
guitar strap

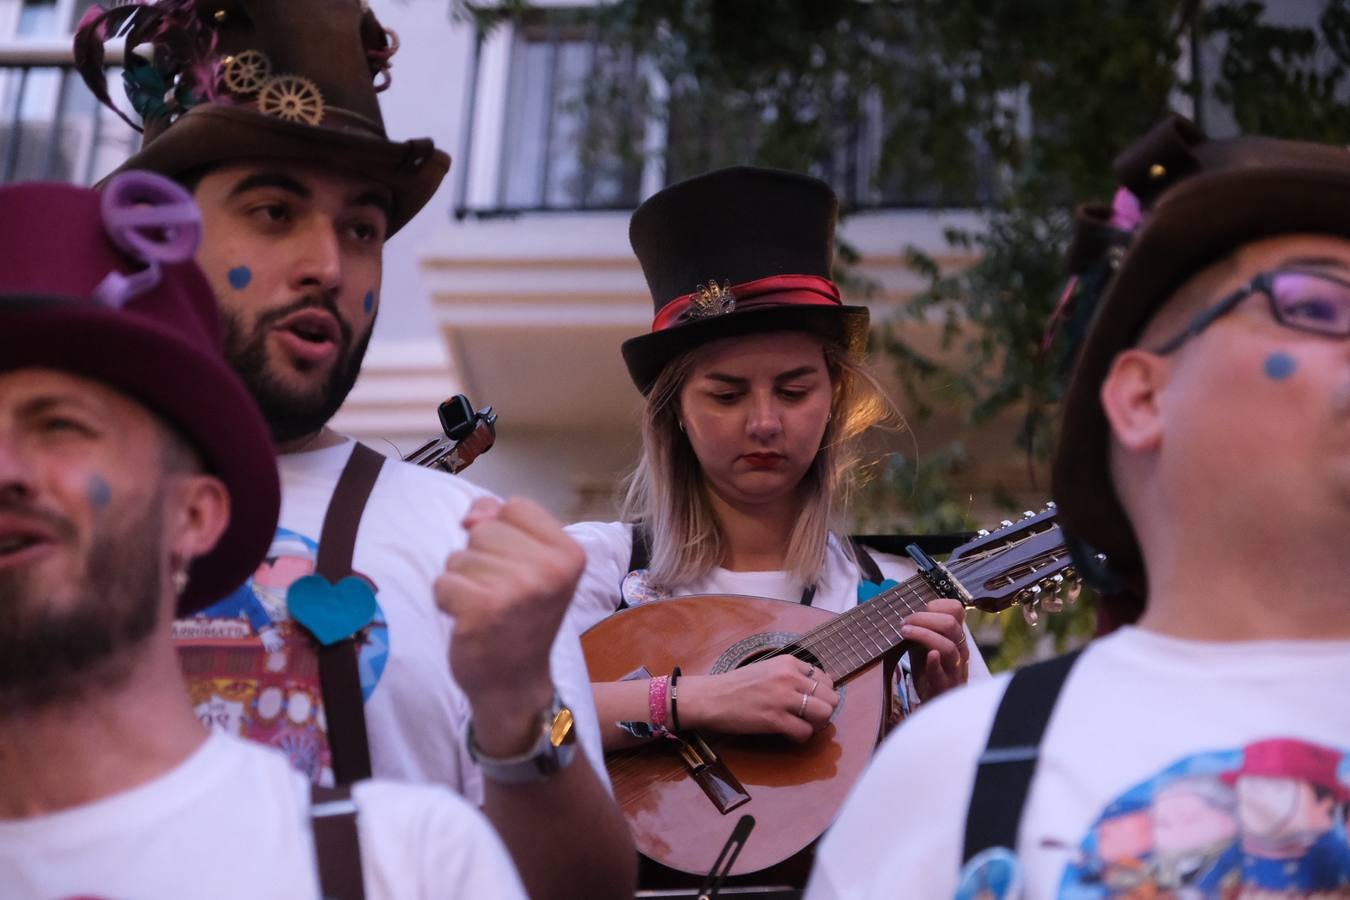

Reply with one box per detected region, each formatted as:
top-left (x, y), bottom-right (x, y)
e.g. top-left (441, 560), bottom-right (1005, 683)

top-left (310, 783), bottom-right (366, 900)
top-left (315, 442), bottom-right (386, 786)
top-left (961, 648), bottom-right (1085, 863)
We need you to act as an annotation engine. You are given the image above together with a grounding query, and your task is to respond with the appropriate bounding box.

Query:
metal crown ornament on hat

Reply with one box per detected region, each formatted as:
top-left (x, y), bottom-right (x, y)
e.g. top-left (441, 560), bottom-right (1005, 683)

top-left (685, 281), bottom-right (737, 320)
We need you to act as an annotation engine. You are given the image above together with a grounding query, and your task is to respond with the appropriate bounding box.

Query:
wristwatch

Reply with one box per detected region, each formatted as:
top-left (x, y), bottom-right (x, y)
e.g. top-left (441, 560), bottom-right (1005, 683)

top-left (467, 693), bottom-right (578, 783)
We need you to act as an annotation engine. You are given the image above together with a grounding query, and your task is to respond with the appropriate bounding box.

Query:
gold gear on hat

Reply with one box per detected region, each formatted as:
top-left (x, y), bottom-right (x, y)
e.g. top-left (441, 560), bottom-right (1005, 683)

top-left (257, 75), bottom-right (325, 126)
top-left (221, 50), bottom-right (272, 97)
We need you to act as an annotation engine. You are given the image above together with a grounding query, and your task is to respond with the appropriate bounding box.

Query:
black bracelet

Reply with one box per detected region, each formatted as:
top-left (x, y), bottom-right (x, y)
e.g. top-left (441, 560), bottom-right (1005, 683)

top-left (669, 666), bottom-right (683, 732)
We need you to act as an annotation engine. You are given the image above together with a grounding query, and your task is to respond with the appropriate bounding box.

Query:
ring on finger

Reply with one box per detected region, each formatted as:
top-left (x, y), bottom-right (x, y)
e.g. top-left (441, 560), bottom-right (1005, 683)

top-left (805, 664), bottom-right (815, 678)
top-left (809, 679), bottom-right (820, 697)
top-left (796, 692), bottom-right (809, 718)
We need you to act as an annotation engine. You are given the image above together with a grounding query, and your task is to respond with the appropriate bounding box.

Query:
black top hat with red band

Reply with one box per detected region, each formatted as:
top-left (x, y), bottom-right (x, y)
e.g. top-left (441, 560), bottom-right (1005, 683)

top-left (0, 174), bottom-right (279, 615)
top-left (622, 167), bottom-right (869, 394)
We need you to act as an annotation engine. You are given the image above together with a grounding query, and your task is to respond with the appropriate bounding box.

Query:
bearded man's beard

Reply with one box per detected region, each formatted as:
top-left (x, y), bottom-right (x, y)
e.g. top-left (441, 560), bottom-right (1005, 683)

top-left (0, 492), bottom-right (164, 711)
top-left (223, 298), bottom-right (372, 444)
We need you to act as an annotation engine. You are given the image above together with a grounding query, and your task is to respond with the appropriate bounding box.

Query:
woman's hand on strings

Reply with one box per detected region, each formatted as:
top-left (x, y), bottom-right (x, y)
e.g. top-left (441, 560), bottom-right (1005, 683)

top-left (678, 655), bottom-right (839, 743)
top-left (902, 597), bottom-right (970, 702)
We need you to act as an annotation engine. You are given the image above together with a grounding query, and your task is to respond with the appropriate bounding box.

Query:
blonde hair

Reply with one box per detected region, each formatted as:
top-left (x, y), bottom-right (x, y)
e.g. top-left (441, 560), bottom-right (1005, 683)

top-left (620, 335), bottom-right (898, 587)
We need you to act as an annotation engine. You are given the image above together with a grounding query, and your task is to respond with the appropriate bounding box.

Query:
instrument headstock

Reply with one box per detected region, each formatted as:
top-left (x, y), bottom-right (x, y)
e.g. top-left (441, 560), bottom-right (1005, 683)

top-left (946, 504), bottom-right (1079, 622)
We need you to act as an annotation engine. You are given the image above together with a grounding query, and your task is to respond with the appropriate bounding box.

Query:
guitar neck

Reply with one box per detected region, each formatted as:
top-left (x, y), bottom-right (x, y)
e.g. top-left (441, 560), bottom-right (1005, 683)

top-left (790, 572), bottom-right (945, 684)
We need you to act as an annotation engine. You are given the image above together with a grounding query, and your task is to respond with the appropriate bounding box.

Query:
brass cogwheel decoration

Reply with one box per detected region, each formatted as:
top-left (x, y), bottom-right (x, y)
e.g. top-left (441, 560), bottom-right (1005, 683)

top-left (221, 49), bottom-right (272, 96)
top-left (257, 75), bottom-right (325, 126)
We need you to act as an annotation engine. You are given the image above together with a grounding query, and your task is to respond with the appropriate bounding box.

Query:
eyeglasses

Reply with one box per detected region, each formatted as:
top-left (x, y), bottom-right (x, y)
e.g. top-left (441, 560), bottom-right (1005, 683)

top-left (1154, 268), bottom-right (1350, 355)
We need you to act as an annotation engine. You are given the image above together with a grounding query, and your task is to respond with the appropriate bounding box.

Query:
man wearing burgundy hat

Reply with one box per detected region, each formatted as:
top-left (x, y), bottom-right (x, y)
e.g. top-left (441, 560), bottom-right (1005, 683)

top-left (806, 116), bottom-right (1350, 899)
top-left (73, 3), bottom-right (634, 897)
top-left (0, 175), bottom-right (526, 898)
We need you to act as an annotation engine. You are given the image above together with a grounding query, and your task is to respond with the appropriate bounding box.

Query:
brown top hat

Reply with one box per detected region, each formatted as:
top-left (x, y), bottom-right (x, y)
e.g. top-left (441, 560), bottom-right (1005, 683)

top-left (0, 174), bottom-right (280, 614)
top-left (621, 167), bottom-right (869, 394)
top-left (1051, 115), bottom-right (1350, 591)
top-left (74, 0), bottom-right (448, 235)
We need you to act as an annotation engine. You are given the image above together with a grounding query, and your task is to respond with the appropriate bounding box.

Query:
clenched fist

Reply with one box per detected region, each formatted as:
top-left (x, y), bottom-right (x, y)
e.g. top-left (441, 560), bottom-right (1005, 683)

top-left (435, 496), bottom-right (587, 756)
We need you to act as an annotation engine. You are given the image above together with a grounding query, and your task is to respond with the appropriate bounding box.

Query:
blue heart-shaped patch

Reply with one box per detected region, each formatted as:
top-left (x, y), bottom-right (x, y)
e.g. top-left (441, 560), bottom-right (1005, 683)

top-left (856, 578), bottom-right (902, 604)
top-left (286, 574), bottom-right (378, 646)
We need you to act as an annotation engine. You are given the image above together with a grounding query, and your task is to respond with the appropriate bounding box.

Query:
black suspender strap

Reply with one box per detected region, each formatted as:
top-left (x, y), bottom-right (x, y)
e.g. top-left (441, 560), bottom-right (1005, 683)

top-left (961, 647), bottom-right (1085, 863)
top-left (315, 442), bottom-right (386, 786)
top-left (310, 784), bottom-right (366, 900)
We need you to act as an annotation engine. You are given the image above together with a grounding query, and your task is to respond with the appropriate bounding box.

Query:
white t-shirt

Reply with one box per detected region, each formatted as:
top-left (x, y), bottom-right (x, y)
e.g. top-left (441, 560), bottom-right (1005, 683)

top-left (566, 520), bottom-right (988, 682)
top-left (807, 627), bottom-right (1350, 899)
top-left (0, 732), bottom-right (525, 900)
top-left (175, 439), bottom-right (607, 804)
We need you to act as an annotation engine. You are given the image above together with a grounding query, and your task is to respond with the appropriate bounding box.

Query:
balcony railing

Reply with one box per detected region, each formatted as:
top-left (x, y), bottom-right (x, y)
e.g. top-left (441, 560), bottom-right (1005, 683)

top-left (0, 39), bottom-right (136, 185)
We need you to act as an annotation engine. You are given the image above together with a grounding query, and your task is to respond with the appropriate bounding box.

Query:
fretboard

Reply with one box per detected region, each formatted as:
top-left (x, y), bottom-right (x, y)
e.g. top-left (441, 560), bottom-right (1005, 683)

top-left (787, 572), bottom-right (944, 683)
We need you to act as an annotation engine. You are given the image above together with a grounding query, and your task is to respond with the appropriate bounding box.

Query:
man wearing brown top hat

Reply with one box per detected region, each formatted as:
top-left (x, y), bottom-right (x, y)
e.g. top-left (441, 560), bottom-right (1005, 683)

top-left (806, 116), bottom-right (1350, 898)
top-left (74, 3), bottom-right (635, 897)
top-left (0, 174), bottom-right (527, 898)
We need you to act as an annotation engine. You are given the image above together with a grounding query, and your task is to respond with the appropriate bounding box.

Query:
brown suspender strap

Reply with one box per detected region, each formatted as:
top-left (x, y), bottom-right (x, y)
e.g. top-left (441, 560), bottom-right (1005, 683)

top-left (310, 784), bottom-right (366, 900)
top-left (316, 442), bottom-right (386, 786)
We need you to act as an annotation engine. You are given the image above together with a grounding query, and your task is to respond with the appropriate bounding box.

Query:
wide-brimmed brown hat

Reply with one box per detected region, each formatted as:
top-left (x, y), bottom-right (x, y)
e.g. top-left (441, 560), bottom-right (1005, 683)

top-left (1053, 115), bottom-right (1350, 589)
top-left (622, 167), bottom-right (869, 394)
top-left (0, 174), bottom-right (280, 614)
top-left (74, 0), bottom-right (448, 235)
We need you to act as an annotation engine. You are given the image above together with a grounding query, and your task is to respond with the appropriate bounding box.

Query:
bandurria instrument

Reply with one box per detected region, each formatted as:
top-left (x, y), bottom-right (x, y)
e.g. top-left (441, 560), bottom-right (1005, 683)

top-left (581, 506), bottom-right (1077, 877)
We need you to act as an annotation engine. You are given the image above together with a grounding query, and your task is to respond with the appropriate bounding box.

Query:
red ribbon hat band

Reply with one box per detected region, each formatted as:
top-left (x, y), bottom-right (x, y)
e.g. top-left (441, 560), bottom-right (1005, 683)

top-left (651, 273), bottom-right (843, 332)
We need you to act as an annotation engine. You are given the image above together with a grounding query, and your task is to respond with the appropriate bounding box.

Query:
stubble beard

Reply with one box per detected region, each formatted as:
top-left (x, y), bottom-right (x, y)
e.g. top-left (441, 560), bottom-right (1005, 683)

top-left (222, 298), bottom-right (372, 445)
top-left (0, 493), bottom-right (165, 712)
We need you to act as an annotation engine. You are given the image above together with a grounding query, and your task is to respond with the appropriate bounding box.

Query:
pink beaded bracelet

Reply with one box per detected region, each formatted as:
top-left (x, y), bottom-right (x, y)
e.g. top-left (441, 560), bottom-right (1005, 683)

top-left (648, 674), bottom-right (671, 734)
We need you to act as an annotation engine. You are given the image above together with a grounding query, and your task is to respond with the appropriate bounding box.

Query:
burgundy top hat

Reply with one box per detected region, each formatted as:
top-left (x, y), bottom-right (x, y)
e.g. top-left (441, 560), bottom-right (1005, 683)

top-left (74, 0), bottom-right (448, 235)
top-left (621, 167), bottom-right (869, 394)
top-left (1221, 739), bottom-right (1350, 803)
top-left (1052, 115), bottom-right (1350, 591)
top-left (0, 174), bottom-right (280, 614)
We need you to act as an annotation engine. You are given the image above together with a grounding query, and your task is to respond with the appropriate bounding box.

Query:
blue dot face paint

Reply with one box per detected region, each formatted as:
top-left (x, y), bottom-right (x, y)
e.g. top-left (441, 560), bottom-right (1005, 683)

top-left (87, 474), bottom-right (111, 510)
top-left (227, 266), bottom-right (252, 290)
top-left (1264, 351), bottom-right (1297, 381)
top-left (363, 290), bottom-right (375, 315)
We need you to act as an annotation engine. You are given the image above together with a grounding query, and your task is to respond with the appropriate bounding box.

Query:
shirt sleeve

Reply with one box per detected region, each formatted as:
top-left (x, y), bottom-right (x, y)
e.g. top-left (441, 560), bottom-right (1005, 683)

top-left (564, 521), bottom-right (635, 635)
top-left (353, 780), bottom-right (529, 899)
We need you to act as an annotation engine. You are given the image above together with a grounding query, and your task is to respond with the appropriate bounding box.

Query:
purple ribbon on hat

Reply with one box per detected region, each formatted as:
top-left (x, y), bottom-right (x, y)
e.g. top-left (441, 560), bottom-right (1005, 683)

top-left (93, 171), bottom-right (202, 310)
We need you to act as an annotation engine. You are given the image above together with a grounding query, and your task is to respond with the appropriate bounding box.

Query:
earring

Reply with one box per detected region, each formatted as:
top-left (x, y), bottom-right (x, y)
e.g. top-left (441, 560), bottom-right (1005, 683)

top-left (678, 420), bottom-right (686, 432)
top-left (172, 569), bottom-right (189, 596)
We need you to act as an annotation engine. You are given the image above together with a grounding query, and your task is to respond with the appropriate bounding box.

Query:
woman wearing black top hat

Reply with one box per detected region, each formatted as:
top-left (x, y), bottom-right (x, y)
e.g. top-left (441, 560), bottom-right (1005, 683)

top-left (568, 167), bottom-right (987, 751)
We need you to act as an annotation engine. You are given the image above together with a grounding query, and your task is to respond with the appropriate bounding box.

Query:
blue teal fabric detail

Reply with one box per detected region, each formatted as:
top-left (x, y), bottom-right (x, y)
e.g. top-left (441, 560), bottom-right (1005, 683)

top-left (857, 578), bottom-right (901, 603)
top-left (286, 574), bottom-right (379, 646)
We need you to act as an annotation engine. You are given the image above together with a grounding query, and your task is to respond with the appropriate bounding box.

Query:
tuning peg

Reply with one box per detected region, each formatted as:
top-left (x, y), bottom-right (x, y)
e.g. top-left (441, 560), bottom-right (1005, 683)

top-left (1000, 520), bottom-right (1013, 528)
top-left (1022, 603), bottom-right (1040, 626)
top-left (1051, 574), bottom-right (1064, 584)
top-left (1028, 585), bottom-right (1042, 596)
top-left (1022, 510), bottom-right (1035, 518)
top-left (977, 529), bottom-right (990, 537)
top-left (1045, 500), bottom-right (1056, 508)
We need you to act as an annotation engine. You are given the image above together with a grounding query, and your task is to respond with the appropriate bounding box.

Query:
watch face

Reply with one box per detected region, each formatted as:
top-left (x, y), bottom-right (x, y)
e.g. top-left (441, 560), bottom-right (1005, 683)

top-left (550, 706), bottom-right (575, 748)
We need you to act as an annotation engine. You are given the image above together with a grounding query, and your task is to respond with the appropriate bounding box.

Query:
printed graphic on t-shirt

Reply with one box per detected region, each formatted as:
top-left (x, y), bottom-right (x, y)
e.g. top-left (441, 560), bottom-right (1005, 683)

top-left (956, 846), bottom-right (1024, 899)
top-left (1058, 737), bottom-right (1350, 898)
top-left (172, 528), bottom-right (390, 785)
